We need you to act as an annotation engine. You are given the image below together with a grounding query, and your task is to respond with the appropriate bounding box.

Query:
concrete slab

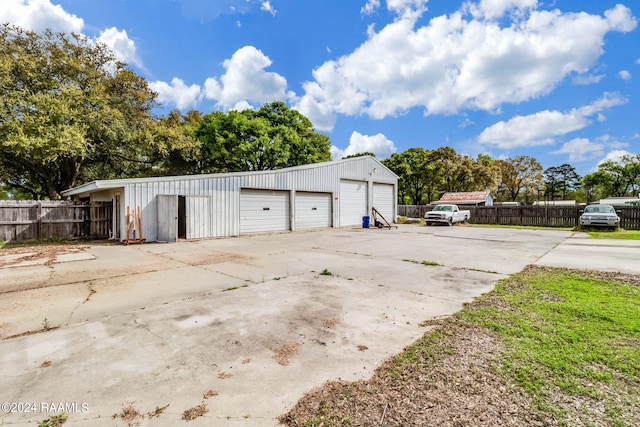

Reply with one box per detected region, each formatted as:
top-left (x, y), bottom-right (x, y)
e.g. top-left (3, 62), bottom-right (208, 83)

top-left (535, 233), bottom-right (640, 274)
top-left (0, 225), bottom-right (605, 426)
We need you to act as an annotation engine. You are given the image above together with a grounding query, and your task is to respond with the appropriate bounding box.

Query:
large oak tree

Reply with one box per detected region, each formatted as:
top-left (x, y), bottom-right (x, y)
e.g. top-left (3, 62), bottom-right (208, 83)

top-left (0, 24), bottom-right (197, 199)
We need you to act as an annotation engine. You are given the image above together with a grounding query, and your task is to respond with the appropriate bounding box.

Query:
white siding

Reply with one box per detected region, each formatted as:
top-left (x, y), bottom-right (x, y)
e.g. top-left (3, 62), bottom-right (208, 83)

top-left (240, 189), bottom-right (290, 233)
top-left (186, 196), bottom-right (212, 239)
top-left (339, 180), bottom-right (367, 227)
top-left (295, 192), bottom-right (332, 230)
top-left (373, 183), bottom-right (395, 224)
top-left (76, 156), bottom-right (397, 241)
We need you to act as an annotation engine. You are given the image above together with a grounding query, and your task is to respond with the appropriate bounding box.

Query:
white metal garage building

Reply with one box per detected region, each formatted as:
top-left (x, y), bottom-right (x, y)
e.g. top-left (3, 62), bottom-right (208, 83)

top-left (62, 156), bottom-right (398, 242)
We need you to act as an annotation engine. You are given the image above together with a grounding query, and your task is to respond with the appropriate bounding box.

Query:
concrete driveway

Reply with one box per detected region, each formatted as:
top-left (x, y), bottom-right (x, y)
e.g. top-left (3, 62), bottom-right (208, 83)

top-left (0, 225), bottom-right (631, 426)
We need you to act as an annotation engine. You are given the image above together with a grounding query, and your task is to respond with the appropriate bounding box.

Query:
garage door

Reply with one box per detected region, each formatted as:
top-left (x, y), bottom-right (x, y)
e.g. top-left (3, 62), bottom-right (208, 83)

top-left (295, 192), bottom-right (332, 230)
top-left (240, 189), bottom-right (290, 234)
top-left (339, 180), bottom-right (367, 227)
top-left (373, 183), bottom-right (395, 224)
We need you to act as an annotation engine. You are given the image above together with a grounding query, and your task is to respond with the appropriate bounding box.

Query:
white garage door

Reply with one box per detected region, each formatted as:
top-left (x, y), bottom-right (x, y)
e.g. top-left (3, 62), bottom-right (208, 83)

top-left (339, 180), bottom-right (367, 227)
top-left (295, 192), bottom-right (332, 230)
top-left (240, 189), bottom-right (290, 234)
top-left (373, 183), bottom-right (395, 224)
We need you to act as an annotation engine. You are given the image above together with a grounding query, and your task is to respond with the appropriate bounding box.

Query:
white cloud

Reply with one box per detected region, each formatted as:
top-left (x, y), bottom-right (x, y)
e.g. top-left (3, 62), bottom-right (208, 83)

top-left (0, 1), bottom-right (148, 70)
top-left (295, 3), bottom-right (637, 131)
top-left (331, 131), bottom-right (397, 160)
top-left (0, 0), bottom-right (84, 33)
top-left (97, 27), bottom-right (142, 68)
top-left (597, 150), bottom-right (634, 166)
top-left (618, 70), bottom-right (631, 80)
top-left (149, 78), bottom-right (202, 110)
top-left (552, 138), bottom-right (604, 162)
top-left (465, 0), bottom-right (539, 20)
top-left (204, 46), bottom-right (288, 110)
top-left (478, 93), bottom-right (627, 149)
top-left (361, 0), bottom-right (381, 15)
top-left (261, 1), bottom-right (276, 16)
top-left (572, 74), bottom-right (605, 85)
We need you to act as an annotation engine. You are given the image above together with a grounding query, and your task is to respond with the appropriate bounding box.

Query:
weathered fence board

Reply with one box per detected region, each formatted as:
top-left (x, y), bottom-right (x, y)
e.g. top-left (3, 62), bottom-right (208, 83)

top-left (0, 201), bottom-right (112, 242)
top-left (398, 205), bottom-right (640, 230)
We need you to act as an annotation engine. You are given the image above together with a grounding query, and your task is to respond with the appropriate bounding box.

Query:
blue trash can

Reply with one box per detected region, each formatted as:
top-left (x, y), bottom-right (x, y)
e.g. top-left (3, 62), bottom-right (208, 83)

top-left (362, 216), bottom-right (370, 228)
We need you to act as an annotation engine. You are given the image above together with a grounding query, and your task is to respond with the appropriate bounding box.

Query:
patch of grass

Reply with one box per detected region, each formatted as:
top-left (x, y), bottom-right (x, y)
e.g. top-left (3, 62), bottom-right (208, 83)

top-left (587, 229), bottom-right (640, 240)
top-left (147, 404), bottom-right (169, 418)
top-left (281, 267), bottom-right (640, 426)
top-left (403, 259), bottom-right (441, 267)
top-left (1, 237), bottom-right (70, 249)
top-left (112, 404), bottom-right (143, 426)
top-left (320, 268), bottom-right (333, 276)
top-left (396, 216), bottom-right (425, 225)
top-left (41, 317), bottom-right (51, 331)
top-left (38, 414), bottom-right (67, 427)
top-left (459, 267), bottom-right (640, 412)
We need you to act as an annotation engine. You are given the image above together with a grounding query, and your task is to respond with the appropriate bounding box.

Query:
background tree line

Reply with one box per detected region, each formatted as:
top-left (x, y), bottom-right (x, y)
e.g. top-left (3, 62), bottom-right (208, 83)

top-left (0, 24), bottom-right (331, 199)
top-left (1, 24), bottom-right (638, 203)
top-left (383, 150), bottom-right (640, 205)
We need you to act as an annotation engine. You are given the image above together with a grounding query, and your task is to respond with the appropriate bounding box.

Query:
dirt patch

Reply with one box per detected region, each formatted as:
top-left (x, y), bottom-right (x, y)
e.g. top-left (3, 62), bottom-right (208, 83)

top-left (185, 251), bottom-right (254, 267)
top-left (280, 321), bottom-right (553, 426)
top-left (112, 404), bottom-right (144, 427)
top-left (181, 404), bottom-right (208, 421)
top-left (0, 244), bottom-right (88, 268)
top-left (273, 342), bottom-right (299, 366)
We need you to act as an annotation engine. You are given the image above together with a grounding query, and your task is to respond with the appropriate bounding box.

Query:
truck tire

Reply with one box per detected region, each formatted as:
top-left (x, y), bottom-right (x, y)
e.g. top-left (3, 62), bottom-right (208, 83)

top-left (463, 215), bottom-right (468, 223)
top-left (447, 217), bottom-right (453, 226)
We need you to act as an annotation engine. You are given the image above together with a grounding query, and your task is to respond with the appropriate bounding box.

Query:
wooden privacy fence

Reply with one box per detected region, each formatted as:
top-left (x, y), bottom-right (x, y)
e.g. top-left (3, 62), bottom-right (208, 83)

top-left (398, 205), bottom-right (640, 230)
top-left (0, 201), bottom-right (113, 242)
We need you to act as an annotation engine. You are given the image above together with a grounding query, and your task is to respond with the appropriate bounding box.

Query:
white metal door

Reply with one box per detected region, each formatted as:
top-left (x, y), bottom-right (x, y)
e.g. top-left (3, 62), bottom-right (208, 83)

top-left (339, 180), bottom-right (367, 227)
top-left (240, 189), bottom-right (290, 234)
top-left (373, 183), bottom-right (395, 224)
top-left (186, 196), bottom-right (212, 239)
top-left (295, 192), bottom-right (332, 230)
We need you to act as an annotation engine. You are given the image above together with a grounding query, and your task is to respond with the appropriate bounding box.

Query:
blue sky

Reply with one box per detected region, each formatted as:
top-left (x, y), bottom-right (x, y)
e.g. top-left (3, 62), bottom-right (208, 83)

top-left (3, 0), bottom-right (639, 176)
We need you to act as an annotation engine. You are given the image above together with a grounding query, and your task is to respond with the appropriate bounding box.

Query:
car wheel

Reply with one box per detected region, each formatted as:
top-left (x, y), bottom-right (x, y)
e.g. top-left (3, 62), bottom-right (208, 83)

top-left (447, 217), bottom-right (453, 226)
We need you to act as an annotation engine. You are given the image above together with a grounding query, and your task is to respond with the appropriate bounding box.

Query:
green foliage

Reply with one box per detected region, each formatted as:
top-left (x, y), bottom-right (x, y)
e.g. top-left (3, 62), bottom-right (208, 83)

top-left (581, 154), bottom-right (640, 200)
top-left (494, 156), bottom-right (544, 204)
top-left (587, 230), bottom-right (640, 240)
top-left (195, 102), bottom-right (331, 173)
top-left (320, 268), bottom-right (333, 276)
top-left (544, 163), bottom-right (581, 201)
top-left (460, 268), bottom-right (640, 408)
top-left (383, 147), bottom-right (501, 205)
top-left (38, 413), bottom-right (67, 427)
top-left (0, 24), bottom-right (199, 199)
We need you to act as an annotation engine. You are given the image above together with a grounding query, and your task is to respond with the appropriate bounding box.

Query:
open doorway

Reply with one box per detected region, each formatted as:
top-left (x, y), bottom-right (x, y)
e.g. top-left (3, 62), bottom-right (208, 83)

top-left (178, 195), bottom-right (186, 239)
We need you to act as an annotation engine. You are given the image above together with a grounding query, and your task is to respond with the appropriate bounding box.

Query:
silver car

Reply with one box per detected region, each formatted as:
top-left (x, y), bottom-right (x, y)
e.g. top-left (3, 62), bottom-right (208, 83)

top-left (579, 204), bottom-right (620, 228)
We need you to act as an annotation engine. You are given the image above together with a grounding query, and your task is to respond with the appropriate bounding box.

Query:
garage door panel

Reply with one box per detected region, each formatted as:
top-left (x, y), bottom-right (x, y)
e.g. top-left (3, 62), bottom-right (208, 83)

top-left (339, 180), bottom-right (367, 227)
top-left (373, 183), bottom-right (394, 224)
top-left (240, 189), bottom-right (290, 233)
top-left (295, 192), bottom-right (332, 229)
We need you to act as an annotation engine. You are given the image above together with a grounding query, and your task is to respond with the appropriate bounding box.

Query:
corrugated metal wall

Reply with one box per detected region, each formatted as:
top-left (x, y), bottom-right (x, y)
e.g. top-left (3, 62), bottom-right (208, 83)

top-left (115, 157), bottom-right (396, 241)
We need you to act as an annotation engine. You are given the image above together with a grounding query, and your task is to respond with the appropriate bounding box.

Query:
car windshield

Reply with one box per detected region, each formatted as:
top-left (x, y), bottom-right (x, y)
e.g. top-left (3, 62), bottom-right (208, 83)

top-left (584, 205), bottom-right (615, 214)
top-left (433, 205), bottom-right (453, 212)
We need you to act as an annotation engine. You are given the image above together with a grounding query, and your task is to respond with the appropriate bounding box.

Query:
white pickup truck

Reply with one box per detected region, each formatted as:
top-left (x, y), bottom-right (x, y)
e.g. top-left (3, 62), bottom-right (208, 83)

top-left (425, 204), bottom-right (470, 226)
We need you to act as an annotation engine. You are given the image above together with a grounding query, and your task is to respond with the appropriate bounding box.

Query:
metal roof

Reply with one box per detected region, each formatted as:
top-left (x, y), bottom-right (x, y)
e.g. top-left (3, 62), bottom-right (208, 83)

top-left (435, 191), bottom-right (492, 204)
top-left (62, 156), bottom-right (397, 197)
